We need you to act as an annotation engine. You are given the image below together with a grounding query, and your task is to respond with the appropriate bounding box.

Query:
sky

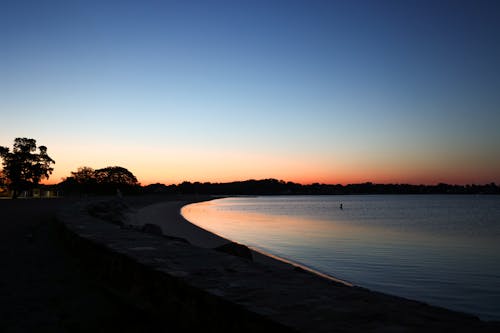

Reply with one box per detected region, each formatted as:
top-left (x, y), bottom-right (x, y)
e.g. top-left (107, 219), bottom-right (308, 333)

top-left (1, 0), bottom-right (500, 185)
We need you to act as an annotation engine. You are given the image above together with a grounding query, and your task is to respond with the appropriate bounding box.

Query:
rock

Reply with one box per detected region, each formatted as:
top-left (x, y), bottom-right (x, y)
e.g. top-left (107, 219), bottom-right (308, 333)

top-left (163, 235), bottom-right (190, 244)
top-left (215, 242), bottom-right (253, 261)
top-left (141, 223), bottom-right (163, 235)
top-left (86, 199), bottom-right (129, 226)
top-left (293, 266), bottom-right (306, 273)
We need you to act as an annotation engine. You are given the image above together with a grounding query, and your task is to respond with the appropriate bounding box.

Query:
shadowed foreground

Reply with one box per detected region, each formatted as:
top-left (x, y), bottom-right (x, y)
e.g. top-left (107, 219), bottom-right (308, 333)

top-left (2, 196), bottom-right (499, 332)
top-left (61, 197), bottom-right (499, 332)
top-left (0, 198), bottom-right (172, 332)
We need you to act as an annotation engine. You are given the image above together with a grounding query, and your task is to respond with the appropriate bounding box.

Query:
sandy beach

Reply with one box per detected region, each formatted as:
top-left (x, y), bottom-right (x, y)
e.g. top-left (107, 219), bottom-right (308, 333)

top-left (119, 196), bottom-right (500, 332)
top-left (126, 198), bottom-right (324, 275)
top-left (3, 195), bottom-right (497, 332)
top-left (127, 199), bottom-right (228, 248)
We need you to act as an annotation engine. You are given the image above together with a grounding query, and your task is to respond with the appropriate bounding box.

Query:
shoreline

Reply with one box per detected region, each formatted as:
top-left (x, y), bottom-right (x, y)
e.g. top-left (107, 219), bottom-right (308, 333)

top-left (56, 195), bottom-right (498, 331)
top-left (181, 200), bottom-right (353, 286)
top-left (244, 245), bottom-right (353, 287)
top-left (127, 196), bottom-right (353, 287)
top-left (180, 195), bottom-right (500, 322)
top-left (128, 195), bottom-right (499, 322)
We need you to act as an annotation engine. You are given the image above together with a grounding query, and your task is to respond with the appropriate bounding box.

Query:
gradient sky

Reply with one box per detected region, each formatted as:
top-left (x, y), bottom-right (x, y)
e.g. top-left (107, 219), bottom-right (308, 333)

top-left (2, 0), bottom-right (500, 185)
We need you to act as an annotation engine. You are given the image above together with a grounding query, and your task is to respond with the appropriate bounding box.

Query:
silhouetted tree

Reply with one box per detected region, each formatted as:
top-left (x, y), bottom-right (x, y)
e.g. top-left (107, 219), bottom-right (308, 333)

top-left (71, 166), bottom-right (96, 184)
top-left (94, 166), bottom-right (138, 187)
top-left (62, 166), bottom-right (140, 195)
top-left (148, 179), bottom-right (500, 195)
top-left (0, 138), bottom-right (55, 198)
top-left (0, 169), bottom-right (8, 195)
top-left (143, 182), bottom-right (176, 194)
top-left (65, 166), bottom-right (97, 194)
top-left (92, 166), bottom-right (140, 194)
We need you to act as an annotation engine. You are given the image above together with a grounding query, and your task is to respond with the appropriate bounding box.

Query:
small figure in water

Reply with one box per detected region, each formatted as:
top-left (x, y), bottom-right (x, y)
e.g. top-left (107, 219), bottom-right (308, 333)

top-left (340, 203), bottom-right (343, 210)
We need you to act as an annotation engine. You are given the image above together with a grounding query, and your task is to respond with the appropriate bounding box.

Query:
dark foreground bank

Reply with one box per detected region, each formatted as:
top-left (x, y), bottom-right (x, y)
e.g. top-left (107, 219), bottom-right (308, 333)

top-left (2, 195), bottom-right (499, 332)
top-left (61, 196), bottom-right (499, 332)
top-left (0, 196), bottom-right (189, 332)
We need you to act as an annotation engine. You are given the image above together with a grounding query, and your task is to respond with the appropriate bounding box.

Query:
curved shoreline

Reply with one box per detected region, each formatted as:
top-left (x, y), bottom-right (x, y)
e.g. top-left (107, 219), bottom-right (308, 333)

top-left (177, 196), bottom-right (500, 322)
top-left (180, 200), bottom-right (353, 287)
top-left (56, 195), bottom-right (498, 331)
top-left (128, 197), bottom-right (352, 286)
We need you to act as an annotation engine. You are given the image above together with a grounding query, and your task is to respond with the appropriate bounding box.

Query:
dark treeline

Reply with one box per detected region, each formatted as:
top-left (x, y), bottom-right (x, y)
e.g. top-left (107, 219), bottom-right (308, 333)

top-left (3, 137), bottom-right (497, 197)
top-left (142, 179), bottom-right (500, 195)
top-left (56, 166), bottom-right (142, 196)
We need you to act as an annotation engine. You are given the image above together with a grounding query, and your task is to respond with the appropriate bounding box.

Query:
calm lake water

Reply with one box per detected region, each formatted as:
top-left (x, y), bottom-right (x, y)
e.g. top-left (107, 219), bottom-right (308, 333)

top-left (181, 195), bottom-right (500, 321)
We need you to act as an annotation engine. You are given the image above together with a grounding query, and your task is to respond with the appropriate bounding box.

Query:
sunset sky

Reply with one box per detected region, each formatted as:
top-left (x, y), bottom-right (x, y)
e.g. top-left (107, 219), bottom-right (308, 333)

top-left (2, 0), bottom-right (500, 185)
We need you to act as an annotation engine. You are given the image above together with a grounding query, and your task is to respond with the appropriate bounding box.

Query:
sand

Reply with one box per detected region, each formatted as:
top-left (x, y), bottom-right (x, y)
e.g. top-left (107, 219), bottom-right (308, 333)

top-left (126, 199), bottom-right (299, 272)
top-left (127, 200), bottom-right (228, 247)
top-left (127, 198), bottom-right (361, 285)
top-left (4, 195), bottom-right (497, 332)
top-left (121, 197), bottom-right (500, 332)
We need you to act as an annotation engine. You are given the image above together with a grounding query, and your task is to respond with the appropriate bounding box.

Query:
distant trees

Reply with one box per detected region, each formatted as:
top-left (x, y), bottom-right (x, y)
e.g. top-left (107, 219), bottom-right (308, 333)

top-left (62, 165), bottom-right (140, 195)
top-left (143, 179), bottom-right (500, 195)
top-left (94, 166), bottom-right (138, 187)
top-left (69, 166), bottom-right (98, 193)
top-left (0, 169), bottom-right (8, 195)
top-left (71, 166), bottom-right (97, 184)
top-left (0, 138), bottom-right (55, 198)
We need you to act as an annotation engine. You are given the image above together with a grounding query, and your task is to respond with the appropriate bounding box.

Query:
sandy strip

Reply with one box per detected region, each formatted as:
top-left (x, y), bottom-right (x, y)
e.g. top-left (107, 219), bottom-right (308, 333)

top-left (127, 200), bottom-right (229, 248)
top-left (126, 198), bottom-right (351, 282)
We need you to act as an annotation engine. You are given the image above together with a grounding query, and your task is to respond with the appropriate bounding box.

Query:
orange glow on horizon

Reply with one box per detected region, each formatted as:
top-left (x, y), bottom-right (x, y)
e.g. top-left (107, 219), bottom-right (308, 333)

top-left (37, 143), bottom-right (500, 187)
top-left (40, 165), bottom-right (500, 187)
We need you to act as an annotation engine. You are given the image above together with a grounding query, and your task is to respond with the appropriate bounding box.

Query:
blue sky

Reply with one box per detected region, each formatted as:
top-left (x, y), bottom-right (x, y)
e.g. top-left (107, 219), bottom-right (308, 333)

top-left (1, 0), bottom-right (499, 184)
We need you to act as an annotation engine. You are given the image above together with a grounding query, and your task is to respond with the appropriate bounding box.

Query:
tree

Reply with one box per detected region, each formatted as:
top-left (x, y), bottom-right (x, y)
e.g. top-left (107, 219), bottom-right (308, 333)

top-left (0, 138), bottom-right (55, 198)
top-left (62, 165), bottom-right (139, 195)
top-left (0, 169), bottom-right (8, 195)
top-left (66, 166), bottom-right (97, 193)
top-left (93, 166), bottom-right (139, 194)
top-left (71, 166), bottom-right (96, 184)
top-left (94, 166), bottom-right (138, 187)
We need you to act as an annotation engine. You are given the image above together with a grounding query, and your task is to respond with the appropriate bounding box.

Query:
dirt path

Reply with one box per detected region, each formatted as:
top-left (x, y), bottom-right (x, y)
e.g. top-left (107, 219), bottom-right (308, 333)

top-left (0, 198), bottom-right (170, 333)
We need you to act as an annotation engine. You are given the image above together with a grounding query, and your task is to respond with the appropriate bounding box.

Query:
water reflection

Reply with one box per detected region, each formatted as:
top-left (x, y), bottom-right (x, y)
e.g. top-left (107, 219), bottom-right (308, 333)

top-left (182, 198), bottom-right (480, 255)
top-left (181, 196), bottom-right (500, 321)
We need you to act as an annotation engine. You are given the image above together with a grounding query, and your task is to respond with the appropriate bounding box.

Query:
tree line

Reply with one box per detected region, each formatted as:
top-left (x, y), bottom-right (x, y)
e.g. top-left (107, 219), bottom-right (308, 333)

top-left (59, 166), bottom-right (141, 195)
top-left (2, 137), bottom-right (499, 197)
top-left (143, 179), bottom-right (500, 195)
top-left (0, 138), bottom-right (140, 197)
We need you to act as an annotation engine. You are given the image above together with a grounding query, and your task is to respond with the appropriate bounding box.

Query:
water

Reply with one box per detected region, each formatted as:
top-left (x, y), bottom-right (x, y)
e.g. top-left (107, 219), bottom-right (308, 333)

top-left (181, 195), bottom-right (500, 321)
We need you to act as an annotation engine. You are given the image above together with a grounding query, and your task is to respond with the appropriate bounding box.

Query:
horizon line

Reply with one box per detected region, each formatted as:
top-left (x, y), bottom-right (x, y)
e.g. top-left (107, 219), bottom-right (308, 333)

top-left (41, 178), bottom-right (499, 188)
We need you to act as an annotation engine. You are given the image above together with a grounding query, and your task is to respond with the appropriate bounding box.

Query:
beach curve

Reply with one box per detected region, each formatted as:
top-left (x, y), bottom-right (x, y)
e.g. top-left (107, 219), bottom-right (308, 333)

top-left (127, 197), bottom-right (352, 286)
top-left (55, 195), bottom-right (497, 332)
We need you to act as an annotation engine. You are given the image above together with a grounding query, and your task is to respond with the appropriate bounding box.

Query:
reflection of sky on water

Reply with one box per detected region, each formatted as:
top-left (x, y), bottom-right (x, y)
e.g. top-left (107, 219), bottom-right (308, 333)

top-left (182, 195), bottom-right (500, 321)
